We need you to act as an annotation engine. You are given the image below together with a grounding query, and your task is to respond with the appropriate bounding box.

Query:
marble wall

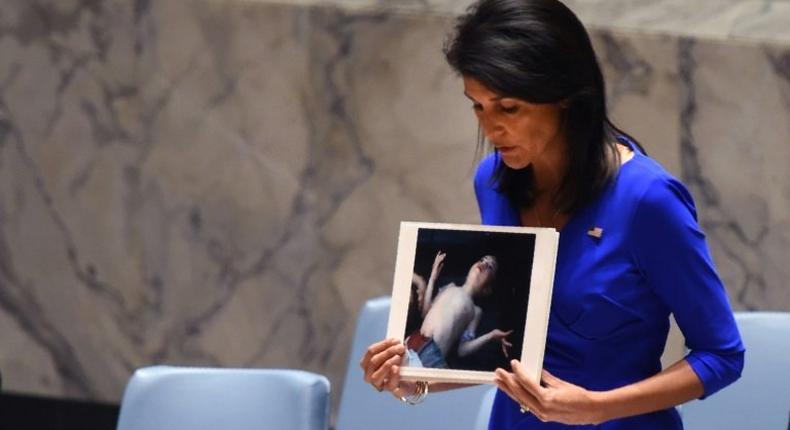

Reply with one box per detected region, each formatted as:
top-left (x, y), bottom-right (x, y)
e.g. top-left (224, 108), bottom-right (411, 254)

top-left (285, 0), bottom-right (790, 43)
top-left (0, 0), bottom-right (788, 417)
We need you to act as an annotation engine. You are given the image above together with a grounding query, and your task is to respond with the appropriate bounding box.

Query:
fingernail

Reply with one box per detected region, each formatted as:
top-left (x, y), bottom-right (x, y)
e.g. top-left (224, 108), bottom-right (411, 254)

top-left (510, 359), bottom-right (518, 366)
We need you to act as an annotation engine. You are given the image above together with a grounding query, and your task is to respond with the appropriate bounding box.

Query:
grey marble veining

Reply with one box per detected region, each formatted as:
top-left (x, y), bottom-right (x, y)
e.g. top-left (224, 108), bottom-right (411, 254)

top-left (268, 0), bottom-right (790, 44)
top-left (0, 0), bottom-right (479, 405)
top-left (0, 0), bottom-right (788, 421)
top-left (565, 0), bottom-right (790, 43)
top-left (678, 39), bottom-right (790, 310)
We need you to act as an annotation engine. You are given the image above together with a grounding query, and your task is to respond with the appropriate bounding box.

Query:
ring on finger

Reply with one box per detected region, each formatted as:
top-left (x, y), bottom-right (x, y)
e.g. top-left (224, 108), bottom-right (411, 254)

top-left (519, 404), bottom-right (530, 414)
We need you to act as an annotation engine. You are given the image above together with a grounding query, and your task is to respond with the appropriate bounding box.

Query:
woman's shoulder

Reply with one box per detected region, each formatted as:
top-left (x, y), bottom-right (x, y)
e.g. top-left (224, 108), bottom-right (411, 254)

top-left (615, 135), bottom-right (691, 201)
top-left (616, 152), bottom-right (698, 222)
top-left (621, 152), bottom-right (676, 186)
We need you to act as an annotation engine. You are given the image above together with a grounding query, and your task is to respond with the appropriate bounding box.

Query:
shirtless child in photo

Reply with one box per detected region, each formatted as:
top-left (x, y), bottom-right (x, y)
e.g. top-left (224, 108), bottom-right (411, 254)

top-left (405, 251), bottom-right (513, 369)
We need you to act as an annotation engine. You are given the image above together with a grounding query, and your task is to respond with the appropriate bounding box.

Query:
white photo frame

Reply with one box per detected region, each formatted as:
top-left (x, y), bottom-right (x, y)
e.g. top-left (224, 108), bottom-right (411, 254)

top-left (386, 221), bottom-right (559, 385)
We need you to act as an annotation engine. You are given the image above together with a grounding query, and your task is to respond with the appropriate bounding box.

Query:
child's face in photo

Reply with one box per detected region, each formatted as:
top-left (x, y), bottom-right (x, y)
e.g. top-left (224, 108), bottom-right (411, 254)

top-left (468, 255), bottom-right (497, 296)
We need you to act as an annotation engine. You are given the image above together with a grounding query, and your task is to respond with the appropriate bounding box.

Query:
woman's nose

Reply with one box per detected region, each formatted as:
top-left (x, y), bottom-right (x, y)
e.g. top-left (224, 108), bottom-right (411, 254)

top-left (479, 115), bottom-right (505, 140)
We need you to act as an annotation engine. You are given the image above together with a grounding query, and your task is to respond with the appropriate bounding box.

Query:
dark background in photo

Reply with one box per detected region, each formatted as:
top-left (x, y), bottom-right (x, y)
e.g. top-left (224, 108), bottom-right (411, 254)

top-left (406, 228), bottom-right (536, 372)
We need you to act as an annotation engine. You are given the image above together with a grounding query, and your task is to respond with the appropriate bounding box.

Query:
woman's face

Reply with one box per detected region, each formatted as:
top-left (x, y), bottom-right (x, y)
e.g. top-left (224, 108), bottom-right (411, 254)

top-left (463, 76), bottom-right (565, 170)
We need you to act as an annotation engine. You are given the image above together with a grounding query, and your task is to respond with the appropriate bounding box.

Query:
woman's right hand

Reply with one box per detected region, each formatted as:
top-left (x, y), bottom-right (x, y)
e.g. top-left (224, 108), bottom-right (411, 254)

top-left (360, 338), bottom-right (414, 396)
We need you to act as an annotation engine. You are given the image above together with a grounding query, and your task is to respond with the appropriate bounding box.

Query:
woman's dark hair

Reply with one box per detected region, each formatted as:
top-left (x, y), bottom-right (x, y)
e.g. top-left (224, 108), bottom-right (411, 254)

top-left (444, 0), bottom-right (643, 212)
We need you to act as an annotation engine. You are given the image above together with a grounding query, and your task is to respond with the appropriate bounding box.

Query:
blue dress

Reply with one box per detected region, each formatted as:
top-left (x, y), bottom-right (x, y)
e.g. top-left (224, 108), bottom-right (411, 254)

top-left (477, 139), bottom-right (745, 429)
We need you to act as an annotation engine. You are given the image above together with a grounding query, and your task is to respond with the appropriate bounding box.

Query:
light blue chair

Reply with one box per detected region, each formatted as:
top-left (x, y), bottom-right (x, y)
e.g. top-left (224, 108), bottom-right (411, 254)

top-left (116, 366), bottom-right (330, 430)
top-left (336, 296), bottom-right (495, 430)
top-left (475, 387), bottom-right (498, 430)
top-left (682, 312), bottom-right (790, 430)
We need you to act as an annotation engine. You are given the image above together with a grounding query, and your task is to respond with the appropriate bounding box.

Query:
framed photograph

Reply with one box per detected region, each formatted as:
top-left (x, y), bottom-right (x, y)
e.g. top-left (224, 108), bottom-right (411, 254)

top-left (386, 222), bottom-right (559, 385)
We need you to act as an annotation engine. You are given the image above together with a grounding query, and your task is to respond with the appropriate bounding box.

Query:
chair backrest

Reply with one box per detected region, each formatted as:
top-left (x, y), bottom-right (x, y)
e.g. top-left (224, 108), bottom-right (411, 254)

top-left (682, 312), bottom-right (790, 430)
top-left (336, 296), bottom-right (494, 430)
top-left (475, 387), bottom-right (498, 430)
top-left (116, 366), bottom-right (330, 430)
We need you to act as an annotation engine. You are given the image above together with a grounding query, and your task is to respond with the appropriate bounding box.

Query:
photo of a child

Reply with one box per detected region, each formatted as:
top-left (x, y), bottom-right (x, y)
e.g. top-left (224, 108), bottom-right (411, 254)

top-left (403, 228), bottom-right (535, 373)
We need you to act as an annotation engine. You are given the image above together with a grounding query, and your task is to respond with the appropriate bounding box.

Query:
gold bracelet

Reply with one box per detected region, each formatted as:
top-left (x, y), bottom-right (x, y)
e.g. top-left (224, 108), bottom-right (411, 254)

top-left (399, 381), bottom-right (429, 405)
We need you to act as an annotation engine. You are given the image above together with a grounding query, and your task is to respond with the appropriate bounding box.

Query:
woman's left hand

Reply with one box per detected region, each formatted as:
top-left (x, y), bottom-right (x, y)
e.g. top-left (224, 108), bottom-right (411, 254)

top-left (493, 360), bottom-right (605, 425)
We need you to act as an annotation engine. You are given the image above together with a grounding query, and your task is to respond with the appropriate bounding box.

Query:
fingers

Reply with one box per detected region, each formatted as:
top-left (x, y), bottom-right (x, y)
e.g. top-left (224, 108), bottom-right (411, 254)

top-left (434, 251), bottom-right (446, 267)
top-left (494, 368), bottom-right (541, 417)
top-left (511, 360), bottom-right (545, 397)
top-left (360, 339), bottom-right (399, 370)
top-left (498, 365), bottom-right (591, 424)
top-left (386, 365), bottom-right (402, 391)
top-left (366, 342), bottom-right (404, 375)
top-left (500, 335), bottom-right (513, 357)
top-left (541, 369), bottom-right (563, 388)
top-left (369, 351), bottom-right (404, 388)
top-left (501, 339), bottom-right (513, 357)
top-left (506, 361), bottom-right (550, 419)
top-left (360, 339), bottom-right (404, 387)
top-left (494, 370), bottom-right (516, 399)
top-left (492, 329), bottom-right (513, 338)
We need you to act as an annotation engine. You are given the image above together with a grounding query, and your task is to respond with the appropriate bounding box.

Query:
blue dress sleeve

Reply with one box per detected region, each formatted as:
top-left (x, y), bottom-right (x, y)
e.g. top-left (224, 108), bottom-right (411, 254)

top-left (631, 176), bottom-right (745, 399)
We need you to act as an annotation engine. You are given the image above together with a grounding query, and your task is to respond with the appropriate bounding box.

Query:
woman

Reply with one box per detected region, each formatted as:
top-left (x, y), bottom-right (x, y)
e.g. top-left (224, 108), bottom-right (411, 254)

top-left (360, 0), bottom-right (744, 428)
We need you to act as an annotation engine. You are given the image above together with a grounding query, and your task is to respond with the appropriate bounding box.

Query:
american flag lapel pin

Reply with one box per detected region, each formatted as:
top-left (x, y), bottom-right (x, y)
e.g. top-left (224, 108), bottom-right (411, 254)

top-left (587, 226), bottom-right (603, 239)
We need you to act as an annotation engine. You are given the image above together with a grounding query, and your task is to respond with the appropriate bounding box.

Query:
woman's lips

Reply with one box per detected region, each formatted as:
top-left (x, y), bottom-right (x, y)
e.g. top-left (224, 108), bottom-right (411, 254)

top-left (496, 145), bottom-right (517, 153)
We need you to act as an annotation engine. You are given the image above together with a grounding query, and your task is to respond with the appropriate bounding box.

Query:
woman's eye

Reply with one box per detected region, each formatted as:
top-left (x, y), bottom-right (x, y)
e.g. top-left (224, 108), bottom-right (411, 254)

top-left (472, 104), bottom-right (483, 112)
top-left (501, 105), bottom-right (519, 114)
